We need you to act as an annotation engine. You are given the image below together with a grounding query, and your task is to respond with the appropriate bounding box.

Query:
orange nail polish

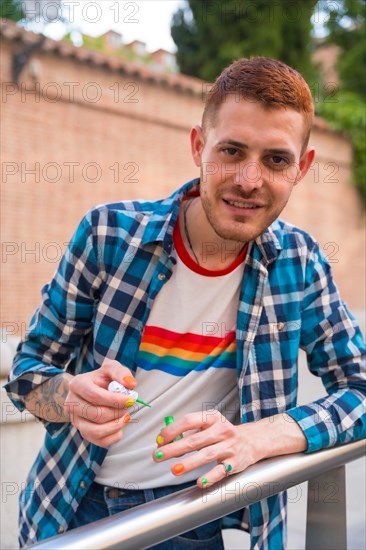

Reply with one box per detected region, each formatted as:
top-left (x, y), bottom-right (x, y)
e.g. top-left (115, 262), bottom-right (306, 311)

top-left (123, 375), bottom-right (137, 388)
top-left (172, 463), bottom-right (185, 475)
top-left (123, 414), bottom-right (131, 424)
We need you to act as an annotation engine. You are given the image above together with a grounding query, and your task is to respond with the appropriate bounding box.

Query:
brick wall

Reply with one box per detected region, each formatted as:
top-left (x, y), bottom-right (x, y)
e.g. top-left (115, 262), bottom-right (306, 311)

top-left (1, 28), bottom-right (365, 340)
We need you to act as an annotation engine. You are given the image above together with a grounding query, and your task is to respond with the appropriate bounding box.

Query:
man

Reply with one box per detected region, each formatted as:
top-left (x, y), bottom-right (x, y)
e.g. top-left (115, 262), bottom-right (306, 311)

top-left (6, 57), bottom-right (365, 549)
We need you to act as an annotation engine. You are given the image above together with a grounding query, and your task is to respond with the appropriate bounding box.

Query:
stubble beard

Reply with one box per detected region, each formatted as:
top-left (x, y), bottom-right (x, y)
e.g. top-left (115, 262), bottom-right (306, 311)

top-left (200, 187), bottom-right (253, 245)
top-left (199, 185), bottom-right (288, 245)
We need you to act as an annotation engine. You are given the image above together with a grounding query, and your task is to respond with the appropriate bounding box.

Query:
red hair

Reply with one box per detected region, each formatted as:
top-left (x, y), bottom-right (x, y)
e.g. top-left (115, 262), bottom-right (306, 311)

top-left (202, 57), bottom-right (314, 153)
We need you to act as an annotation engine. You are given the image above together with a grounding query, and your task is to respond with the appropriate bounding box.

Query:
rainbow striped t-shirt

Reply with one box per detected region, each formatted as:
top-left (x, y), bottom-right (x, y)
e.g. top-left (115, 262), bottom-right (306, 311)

top-left (95, 209), bottom-right (247, 488)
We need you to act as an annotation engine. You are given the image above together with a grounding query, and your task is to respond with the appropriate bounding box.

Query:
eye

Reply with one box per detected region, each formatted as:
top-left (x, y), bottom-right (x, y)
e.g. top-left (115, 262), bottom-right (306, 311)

top-left (222, 147), bottom-right (239, 156)
top-left (273, 156), bottom-right (286, 164)
top-left (268, 155), bottom-right (289, 168)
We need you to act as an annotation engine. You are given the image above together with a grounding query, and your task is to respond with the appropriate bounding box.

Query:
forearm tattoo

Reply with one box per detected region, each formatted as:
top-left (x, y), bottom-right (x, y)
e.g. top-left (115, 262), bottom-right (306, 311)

top-left (24, 374), bottom-right (70, 422)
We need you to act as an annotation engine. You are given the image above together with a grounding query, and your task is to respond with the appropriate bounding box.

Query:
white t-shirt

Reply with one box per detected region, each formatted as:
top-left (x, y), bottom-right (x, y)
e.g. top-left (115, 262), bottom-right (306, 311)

top-left (95, 203), bottom-right (247, 488)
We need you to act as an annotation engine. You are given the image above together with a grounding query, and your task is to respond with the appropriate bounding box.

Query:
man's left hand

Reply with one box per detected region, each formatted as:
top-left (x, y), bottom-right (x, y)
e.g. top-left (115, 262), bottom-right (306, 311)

top-left (152, 409), bottom-right (307, 488)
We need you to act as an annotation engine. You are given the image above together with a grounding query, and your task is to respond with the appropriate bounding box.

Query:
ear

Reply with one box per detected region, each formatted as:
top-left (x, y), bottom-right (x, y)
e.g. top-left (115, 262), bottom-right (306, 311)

top-left (294, 147), bottom-right (316, 186)
top-left (190, 125), bottom-right (205, 167)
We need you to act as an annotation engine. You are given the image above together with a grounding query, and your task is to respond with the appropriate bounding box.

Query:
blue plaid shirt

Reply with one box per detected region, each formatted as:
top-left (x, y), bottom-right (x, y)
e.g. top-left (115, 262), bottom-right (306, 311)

top-left (5, 179), bottom-right (366, 549)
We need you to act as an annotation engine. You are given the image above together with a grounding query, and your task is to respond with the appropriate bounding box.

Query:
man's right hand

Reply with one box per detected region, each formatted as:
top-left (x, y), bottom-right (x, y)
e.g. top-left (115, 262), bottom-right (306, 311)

top-left (64, 360), bottom-right (137, 447)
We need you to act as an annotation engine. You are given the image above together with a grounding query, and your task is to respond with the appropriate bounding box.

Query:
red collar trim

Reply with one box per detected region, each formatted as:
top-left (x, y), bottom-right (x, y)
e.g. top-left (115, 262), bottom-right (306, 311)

top-left (173, 196), bottom-right (248, 277)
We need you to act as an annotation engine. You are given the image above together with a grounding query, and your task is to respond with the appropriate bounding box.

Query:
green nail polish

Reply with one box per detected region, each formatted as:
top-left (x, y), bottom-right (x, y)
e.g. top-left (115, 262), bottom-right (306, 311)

top-left (164, 416), bottom-right (183, 442)
top-left (155, 450), bottom-right (164, 460)
top-left (201, 478), bottom-right (208, 485)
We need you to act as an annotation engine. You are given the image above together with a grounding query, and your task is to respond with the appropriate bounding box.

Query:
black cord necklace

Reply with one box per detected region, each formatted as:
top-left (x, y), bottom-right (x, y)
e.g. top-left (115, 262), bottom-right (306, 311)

top-left (183, 199), bottom-right (200, 265)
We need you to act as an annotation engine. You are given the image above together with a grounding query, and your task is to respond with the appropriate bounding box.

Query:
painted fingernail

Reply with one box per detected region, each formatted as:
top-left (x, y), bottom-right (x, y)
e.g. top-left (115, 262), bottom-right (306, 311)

top-left (155, 450), bottom-right (164, 460)
top-left (123, 375), bottom-right (137, 388)
top-left (123, 414), bottom-right (131, 424)
top-left (156, 434), bottom-right (164, 445)
top-left (201, 478), bottom-right (208, 486)
top-left (125, 398), bottom-right (135, 408)
top-left (172, 463), bottom-right (185, 475)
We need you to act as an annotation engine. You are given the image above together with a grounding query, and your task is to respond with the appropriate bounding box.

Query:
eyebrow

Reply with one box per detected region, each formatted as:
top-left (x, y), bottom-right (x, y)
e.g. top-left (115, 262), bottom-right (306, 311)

top-left (216, 139), bottom-right (248, 149)
top-left (263, 148), bottom-right (296, 161)
top-left (216, 140), bottom-right (296, 161)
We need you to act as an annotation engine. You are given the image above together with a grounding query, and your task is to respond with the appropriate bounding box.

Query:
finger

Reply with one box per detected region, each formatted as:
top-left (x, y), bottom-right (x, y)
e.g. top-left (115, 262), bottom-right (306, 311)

top-left (76, 412), bottom-right (131, 447)
top-left (153, 430), bottom-right (215, 462)
top-left (64, 390), bottom-right (132, 424)
top-left (197, 462), bottom-right (236, 489)
top-left (73, 403), bottom-right (127, 424)
top-left (154, 440), bottom-right (223, 474)
top-left (154, 416), bottom-right (234, 460)
top-left (160, 447), bottom-right (237, 489)
top-left (172, 446), bottom-right (226, 480)
top-left (100, 360), bottom-right (137, 388)
top-left (68, 373), bottom-right (135, 409)
top-left (157, 410), bottom-right (225, 445)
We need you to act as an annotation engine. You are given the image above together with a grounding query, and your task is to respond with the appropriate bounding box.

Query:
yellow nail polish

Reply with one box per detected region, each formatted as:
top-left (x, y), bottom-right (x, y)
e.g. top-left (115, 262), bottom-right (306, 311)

top-left (156, 434), bottom-right (164, 445)
top-left (125, 398), bottom-right (135, 408)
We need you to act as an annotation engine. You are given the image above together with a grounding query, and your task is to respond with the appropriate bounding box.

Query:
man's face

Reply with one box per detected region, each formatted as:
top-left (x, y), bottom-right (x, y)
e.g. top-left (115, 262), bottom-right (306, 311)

top-left (191, 96), bottom-right (314, 244)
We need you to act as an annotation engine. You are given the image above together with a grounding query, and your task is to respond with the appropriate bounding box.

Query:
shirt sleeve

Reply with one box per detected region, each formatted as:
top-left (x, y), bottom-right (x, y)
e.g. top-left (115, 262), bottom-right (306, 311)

top-left (4, 209), bottom-right (103, 436)
top-left (286, 241), bottom-right (366, 452)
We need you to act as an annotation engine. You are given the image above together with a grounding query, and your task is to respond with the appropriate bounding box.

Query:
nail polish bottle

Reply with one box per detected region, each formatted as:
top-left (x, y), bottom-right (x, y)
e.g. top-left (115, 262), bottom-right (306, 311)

top-left (108, 381), bottom-right (151, 408)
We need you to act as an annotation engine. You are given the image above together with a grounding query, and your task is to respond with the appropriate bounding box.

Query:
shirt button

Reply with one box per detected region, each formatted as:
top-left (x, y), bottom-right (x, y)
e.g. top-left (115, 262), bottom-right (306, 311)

top-left (158, 273), bottom-right (166, 281)
top-left (277, 322), bottom-right (285, 331)
top-left (58, 526), bottom-right (65, 534)
top-left (80, 480), bottom-right (87, 489)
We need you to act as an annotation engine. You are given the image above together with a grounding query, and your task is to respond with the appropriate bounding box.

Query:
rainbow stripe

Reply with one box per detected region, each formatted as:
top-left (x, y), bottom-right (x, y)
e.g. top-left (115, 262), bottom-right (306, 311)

top-left (137, 326), bottom-right (236, 376)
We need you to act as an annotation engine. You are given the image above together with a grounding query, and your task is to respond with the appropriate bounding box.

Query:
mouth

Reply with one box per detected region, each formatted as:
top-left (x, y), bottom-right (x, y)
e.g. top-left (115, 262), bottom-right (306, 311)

top-left (223, 198), bottom-right (264, 210)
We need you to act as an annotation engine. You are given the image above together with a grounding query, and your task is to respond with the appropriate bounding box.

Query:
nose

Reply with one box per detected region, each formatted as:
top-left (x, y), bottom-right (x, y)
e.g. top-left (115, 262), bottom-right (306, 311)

top-left (233, 160), bottom-right (264, 193)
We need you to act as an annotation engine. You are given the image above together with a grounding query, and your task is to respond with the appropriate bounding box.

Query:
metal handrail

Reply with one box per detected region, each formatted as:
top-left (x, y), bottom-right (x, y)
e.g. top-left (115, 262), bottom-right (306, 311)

top-left (28, 439), bottom-right (365, 550)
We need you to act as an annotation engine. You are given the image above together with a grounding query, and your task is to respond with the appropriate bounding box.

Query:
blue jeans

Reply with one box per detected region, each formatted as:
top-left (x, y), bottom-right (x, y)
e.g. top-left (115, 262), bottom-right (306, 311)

top-left (68, 481), bottom-right (224, 550)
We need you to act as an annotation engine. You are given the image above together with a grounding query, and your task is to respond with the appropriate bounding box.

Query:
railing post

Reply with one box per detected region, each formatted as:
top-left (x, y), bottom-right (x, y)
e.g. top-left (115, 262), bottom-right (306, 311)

top-left (306, 465), bottom-right (347, 550)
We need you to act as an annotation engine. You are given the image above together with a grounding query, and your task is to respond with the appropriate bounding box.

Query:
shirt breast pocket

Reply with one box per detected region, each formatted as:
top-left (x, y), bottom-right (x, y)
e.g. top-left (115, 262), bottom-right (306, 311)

top-left (253, 316), bottom-right (302, 369)
top-left (268, 319), bottom-right (302, 344)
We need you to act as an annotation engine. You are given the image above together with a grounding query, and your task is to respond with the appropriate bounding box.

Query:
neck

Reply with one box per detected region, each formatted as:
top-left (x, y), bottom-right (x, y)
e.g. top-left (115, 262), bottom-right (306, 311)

top-left (180, 196), bottom-right (245, 270)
